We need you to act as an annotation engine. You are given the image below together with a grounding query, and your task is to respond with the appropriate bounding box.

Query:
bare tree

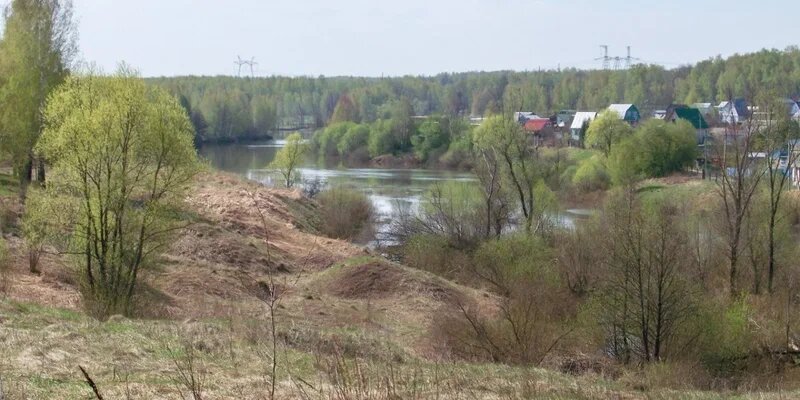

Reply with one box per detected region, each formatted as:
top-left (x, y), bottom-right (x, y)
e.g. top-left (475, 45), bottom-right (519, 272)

top-left (758, 105), bottom-right (800, 293)
top-left (713, 117), bottom-right (765, 295)
top-left (243, 187), bottom-right (306, 399)
top-left (601, 192), bottom-right (696, 363)
top-left (167, 338), bottom-right (206, 400)
top-left (474, 148), bottom-right (508, 238)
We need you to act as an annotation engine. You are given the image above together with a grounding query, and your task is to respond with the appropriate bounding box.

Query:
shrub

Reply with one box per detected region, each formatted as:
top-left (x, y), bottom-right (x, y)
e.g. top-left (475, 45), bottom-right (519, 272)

top-left (317, 187), bottom-right (374, 241)
top-left (435, 234), bottom-right (574, 365)
top-left (419, 181), bottom-right (485, 248)
top-left (695, 298), bottom-right (757, 375)
top-left (402, 234), bottom-right (470, 279)
top-left (572, 155), bottom-right (610, 191)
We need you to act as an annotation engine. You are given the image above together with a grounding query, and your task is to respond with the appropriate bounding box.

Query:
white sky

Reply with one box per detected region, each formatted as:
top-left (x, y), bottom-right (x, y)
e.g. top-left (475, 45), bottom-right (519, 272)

top-left (55, 0), bottom-right (800, 77)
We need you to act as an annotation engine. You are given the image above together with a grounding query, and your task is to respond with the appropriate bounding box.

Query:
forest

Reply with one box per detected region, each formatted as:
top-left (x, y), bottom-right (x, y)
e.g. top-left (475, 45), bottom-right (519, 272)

top-left (154, 47), bottom-right (800, 143)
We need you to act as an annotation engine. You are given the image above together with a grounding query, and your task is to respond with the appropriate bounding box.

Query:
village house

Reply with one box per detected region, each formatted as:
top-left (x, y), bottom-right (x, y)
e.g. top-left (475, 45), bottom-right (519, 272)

top-left (607, 104), bottom-right (640, 125)
top-left (664, 105), bottom-right (709, 138)
top-left (524, 118), bottom-right (553, 135)
top-left (782, 98), bottom-right (800, 120)
top-left (692, 102), bottom-right (715, 117)
top-left (556, 110), bottom-right (576, 127)
top-left (569, 111), bottom-right (597, 142)
top-left (513, 112), bottom-right (540, 124)
top-left (717, 98), bottom-right (748, 124)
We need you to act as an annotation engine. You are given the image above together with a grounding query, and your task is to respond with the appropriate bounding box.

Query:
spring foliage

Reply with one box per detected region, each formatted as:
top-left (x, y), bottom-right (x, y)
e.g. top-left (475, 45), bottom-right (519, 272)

top-left (29, 68), bottom-right (200, 317)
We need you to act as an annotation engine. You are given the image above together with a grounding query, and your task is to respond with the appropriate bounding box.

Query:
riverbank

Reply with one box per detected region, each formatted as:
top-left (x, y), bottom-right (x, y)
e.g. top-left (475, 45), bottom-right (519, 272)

top-left (196, 133), bottom-right (274, 146)
top-left (2, 170), bottom-right (798, 398)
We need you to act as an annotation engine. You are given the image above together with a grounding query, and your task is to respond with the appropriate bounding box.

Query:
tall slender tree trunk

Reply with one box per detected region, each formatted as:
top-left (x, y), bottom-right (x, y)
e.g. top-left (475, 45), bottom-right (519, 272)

top-left (730, 238), bottom-right (739, 296)
top-left (768, 206), bottom-right (777, 294)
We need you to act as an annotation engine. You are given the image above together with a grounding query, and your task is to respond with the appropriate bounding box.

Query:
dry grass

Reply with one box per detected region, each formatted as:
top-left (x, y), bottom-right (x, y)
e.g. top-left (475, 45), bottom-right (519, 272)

top-left (3, 298), bottom-right (795, 399)
top-left (0, 171), bottom-right (798, 398)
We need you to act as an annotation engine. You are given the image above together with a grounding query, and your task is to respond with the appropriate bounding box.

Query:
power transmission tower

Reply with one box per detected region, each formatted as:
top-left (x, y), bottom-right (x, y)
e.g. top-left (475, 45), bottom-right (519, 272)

top-left (234, 56), bottom-right (246, 77)
top-left (613, 56), bottom-right (622, 70)
top-left (234, 56), bottom-right (258, 78)
top-left (248, 57), bottom-right (258, 78)
top-left (595, 45), bottom-right (611, 69)
top-left (625, 46), bottom-right (641, 68)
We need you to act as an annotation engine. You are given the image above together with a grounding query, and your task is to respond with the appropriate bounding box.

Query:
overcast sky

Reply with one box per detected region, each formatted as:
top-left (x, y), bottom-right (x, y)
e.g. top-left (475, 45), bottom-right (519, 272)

top-left (60, 0), bottom-right (800, 77)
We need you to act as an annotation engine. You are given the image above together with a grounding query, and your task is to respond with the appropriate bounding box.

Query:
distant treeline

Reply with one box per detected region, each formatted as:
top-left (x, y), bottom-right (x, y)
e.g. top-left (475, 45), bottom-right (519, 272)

top-left (150, 47), bottom-right (800, 142)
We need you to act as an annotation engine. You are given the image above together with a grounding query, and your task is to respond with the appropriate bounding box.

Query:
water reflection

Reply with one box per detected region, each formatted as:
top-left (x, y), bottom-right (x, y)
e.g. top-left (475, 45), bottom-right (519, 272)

top-left (199, 140), bottom-right (594, 245)
top-left (199, 140), bottom-right (477, 244)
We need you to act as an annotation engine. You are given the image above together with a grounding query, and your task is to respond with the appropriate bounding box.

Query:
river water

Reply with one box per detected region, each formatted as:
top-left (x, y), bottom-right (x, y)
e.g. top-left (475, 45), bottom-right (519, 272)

top-left (199, 139), bottom-right (591, 244)
top-left (199, 140), bottom-right (477, 244)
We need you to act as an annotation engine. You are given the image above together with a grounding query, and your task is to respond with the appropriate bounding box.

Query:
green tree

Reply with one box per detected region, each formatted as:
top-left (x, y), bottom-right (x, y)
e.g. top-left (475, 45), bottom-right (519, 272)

top-left (473, 115), bottom-right (542, 233)
top-left (0, 0), bottom-right (77, 186)
top-left (270, 132), bottom-right (307, 188)
top-left (31, 68), bottom-right (201, 318)
top-left (411, 118), bottom-right (448, 162)
top-left (608, 119), bottom-right (697, 185)
top-left (368, 119), bottom-right (395, 157)
top-left (336, 123), bottom-right (370, 155)
top-left (584, 110), bottom-right (633, 157)
top-left (390, 98), bottom-right (415, 151)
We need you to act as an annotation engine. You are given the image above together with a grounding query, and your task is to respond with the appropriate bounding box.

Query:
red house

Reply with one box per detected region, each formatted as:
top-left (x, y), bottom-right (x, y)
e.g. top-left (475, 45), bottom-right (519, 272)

top-left (523, 118), bottom-right (552, 135)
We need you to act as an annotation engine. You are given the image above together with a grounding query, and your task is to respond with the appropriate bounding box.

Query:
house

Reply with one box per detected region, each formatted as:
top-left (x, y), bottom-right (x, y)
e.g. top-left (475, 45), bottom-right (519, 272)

top-left (607, 104), bottom-right (641, 124)
top-left (787, 140), bottom-right (800, 187)
top-left (691, 103), bottom-right (715, 117)
top-left (556, 110), bottom-right (576, 127)
top-left (671, 106), bottom-right (711, 152)
top-left (569, 111), bottom-right (597, 142)
top-left (781, 98), bottom-right (800, 120)
top-left (717, 98), bottom-right (748, 124)
top-left (513, 112), bottom-right (540, 124)
top-left (523, 118), bottom-right (552, 135)
top-left (653, 110), bottom-right (667, 119)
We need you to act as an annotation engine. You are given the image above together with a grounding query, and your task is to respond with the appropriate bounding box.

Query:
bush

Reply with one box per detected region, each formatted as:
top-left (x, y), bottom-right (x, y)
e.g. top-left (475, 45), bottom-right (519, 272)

top-left (695, 298), bottom-right (757, 376)
top-left (435, 234), bottom-right (574, 365)
top-left (317, 187), bottom-right (374, 241)
top-left (402, 234), bottom-right (470, 279)
top-left (572, 154), bottom-right (610, 191)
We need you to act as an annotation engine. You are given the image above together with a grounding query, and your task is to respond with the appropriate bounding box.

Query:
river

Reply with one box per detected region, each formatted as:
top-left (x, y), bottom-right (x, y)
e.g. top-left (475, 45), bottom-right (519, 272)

top-left (199, 139), bottom-right (477, 244)
top-left (199, 139), bottom-right (591, 245)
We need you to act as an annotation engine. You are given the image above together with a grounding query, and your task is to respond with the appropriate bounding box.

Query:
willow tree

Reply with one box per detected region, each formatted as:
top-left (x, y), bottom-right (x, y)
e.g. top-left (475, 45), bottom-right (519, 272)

top-left (270, 132), bottom-right (307, 188)
top-left (473, 115), bottom-right (545, 234)
top-left (30, 69), bottom-right (200, 318)
top-left (0, 0), bottom-right (77, 186)
top-left (585, 110), bottom-right (633, 157)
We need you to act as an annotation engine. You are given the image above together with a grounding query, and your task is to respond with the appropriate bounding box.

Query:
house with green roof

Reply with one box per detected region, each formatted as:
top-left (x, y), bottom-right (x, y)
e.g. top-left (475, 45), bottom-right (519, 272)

top-left (665, 105), bottom-right (710, 145)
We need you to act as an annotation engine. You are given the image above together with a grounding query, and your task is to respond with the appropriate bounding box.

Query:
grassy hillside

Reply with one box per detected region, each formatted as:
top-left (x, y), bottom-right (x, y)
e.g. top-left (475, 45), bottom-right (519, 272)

top-left (0, 171), bottom-right (798, 399)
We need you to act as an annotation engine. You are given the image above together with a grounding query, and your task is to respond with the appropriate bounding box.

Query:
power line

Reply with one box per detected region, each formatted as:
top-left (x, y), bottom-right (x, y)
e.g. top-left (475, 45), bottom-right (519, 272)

top-left (594, 45), bottom-right (639, 70)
